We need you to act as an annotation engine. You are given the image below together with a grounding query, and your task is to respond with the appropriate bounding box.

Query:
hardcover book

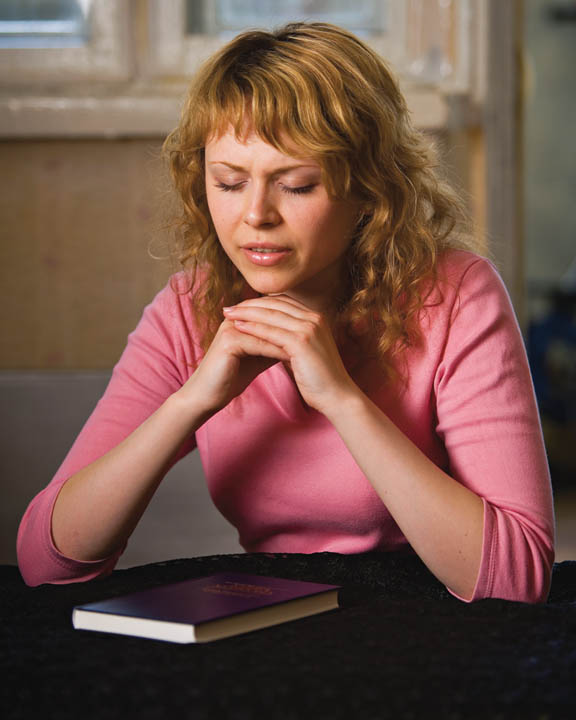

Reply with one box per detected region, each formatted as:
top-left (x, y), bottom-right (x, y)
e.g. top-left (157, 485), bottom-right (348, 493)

top-left (72, 572), bottom-right (340, 643)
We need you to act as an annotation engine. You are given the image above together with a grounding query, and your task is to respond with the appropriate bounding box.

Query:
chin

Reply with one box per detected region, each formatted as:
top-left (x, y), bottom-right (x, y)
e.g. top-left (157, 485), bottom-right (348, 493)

top-left (247, 281), bottom-right (293, 297)
top-left (241, 271), bottom-right (296, 296)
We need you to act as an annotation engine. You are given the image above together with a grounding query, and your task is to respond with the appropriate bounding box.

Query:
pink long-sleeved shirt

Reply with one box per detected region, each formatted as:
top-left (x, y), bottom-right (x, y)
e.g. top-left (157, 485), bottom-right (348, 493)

top-left (17, 251), bottom-right (555, 600)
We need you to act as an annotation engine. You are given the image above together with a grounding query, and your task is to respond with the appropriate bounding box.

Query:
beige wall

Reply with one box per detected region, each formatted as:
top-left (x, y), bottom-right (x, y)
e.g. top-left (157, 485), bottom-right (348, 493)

top-left (0, 138), bottom-right (175, 369)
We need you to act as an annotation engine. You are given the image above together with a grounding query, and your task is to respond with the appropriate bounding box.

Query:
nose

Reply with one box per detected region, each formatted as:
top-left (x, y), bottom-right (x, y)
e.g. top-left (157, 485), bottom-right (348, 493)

top-left (243, 184), bottom-right (281, 228)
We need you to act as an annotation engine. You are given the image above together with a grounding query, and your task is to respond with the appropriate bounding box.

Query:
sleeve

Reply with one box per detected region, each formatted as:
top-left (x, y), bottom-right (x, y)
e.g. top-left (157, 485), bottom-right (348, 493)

top-left (434, 258), bottom-right (555, 603)
top-left (17, 278), bottom-right (200, 586)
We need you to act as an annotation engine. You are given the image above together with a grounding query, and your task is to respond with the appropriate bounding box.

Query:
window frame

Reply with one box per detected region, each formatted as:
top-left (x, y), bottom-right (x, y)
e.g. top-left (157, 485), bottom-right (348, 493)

top-left (0, 0), bottom-right (132, 85)
top-left (0, 0), bottom-right (483, 138)
top-left (146, 0), bottom-right (422, 83)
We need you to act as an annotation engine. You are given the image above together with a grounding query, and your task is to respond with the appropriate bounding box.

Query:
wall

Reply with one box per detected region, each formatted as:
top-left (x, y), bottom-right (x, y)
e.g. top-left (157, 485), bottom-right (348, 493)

top-left (0, 138), bottom-right (173, 369)
top-left (524, 0), bottom-right (576, 292)
top-left (524, 0), bottom-right (576, 478)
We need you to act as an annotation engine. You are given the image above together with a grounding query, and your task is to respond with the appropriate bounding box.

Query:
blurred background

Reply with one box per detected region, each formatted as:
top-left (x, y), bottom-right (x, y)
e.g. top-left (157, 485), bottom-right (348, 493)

top-left (1, 0), bottom-right (574, 568)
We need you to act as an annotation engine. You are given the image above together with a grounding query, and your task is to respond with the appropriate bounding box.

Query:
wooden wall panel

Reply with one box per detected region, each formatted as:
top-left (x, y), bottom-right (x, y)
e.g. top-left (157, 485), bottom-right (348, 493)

top-left (0, 139), bottom-right (175, 369)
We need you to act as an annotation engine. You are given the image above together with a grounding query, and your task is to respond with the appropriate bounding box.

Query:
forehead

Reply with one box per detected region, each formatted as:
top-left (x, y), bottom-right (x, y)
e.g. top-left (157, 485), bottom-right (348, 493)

top-left (205, 128), bottom-right (317, 167)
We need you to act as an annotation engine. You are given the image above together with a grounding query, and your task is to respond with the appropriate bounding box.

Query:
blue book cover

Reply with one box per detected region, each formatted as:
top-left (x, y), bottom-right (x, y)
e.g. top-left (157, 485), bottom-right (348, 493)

top-left (73, 572), bottom-right (340, 643)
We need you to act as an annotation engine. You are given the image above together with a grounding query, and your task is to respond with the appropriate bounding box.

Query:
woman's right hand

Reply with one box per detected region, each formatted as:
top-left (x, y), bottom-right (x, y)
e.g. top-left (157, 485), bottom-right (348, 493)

top-left (177, 316), bottom-right (288, 416)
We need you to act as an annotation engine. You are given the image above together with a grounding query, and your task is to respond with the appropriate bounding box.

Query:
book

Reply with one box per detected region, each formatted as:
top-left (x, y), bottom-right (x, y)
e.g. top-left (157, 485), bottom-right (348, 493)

top-left (72, 572), bottom-right (340, 643)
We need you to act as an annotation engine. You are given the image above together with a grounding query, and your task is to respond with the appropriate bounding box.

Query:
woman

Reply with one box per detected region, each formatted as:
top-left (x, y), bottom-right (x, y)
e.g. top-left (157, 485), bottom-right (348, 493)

top-left (17, 23), bottom-right (554, 601)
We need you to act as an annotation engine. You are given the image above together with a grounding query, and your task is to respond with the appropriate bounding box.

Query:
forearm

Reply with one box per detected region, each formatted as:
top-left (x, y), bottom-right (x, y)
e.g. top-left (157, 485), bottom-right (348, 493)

top-left (51, 386), bottom-right (211, 562)
top-left (325, 389), bottom-right (484, 600)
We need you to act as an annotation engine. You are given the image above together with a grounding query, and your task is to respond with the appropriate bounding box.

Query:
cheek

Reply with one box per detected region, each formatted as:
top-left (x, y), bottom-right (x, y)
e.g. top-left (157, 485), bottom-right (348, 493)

top-left (294, 200), bottom-right (337, 233)
top-left (205, 188), bottom-right (217, 223)
top-left (302, 204), bottom-right (357, 251)
top-left (206, 193), bottom-right (235, 239)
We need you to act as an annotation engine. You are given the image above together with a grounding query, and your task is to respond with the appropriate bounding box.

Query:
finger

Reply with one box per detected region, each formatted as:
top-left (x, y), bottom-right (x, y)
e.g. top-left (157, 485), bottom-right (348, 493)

top-left (223, 324), bottom-right (289, 361)
top-left (259, 294), bottom-right (311, 311)
top-left (225, 305), bottom-right (308, 332)
top-left (265, 294), bottom-right (313, 311)
top-left (232, 319), bottom-right (308, 354)
top-left (226, 295), bottom-right (314, 319)
top-left (225, 300), bottom-right (322, 328)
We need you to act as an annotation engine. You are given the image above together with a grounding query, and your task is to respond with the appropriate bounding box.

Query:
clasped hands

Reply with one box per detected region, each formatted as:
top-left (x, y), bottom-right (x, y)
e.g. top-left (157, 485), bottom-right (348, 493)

top-left (188, 294), bottom-right (357, 417)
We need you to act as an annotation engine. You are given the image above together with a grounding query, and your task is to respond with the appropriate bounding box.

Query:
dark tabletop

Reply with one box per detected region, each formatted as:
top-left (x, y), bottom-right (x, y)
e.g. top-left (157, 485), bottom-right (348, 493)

top-left (1, 551), bottom-right (576, 719)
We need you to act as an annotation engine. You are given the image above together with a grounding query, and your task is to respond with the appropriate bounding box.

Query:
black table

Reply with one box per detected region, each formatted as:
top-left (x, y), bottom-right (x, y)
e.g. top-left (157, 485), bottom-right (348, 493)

top-left (2, 552), bottom-right (575, 719)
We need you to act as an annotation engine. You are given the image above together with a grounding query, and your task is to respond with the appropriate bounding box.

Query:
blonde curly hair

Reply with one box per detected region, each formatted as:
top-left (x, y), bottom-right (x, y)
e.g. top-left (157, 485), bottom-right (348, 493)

top-left (163, 22), bottom-right (477, 376)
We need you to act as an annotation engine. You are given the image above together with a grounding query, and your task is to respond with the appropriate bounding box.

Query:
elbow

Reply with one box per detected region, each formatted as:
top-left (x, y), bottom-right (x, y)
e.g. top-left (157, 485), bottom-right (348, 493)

top-left (17, 555), bottom-right (46, 588)
top-left (16, 514), bottom-right (48, 587)
top-left (17, 520), bottom-right (118, 587)
top-left (520, 540), bottom-right (554, 604)
top-left (17, 489), bottom-right (121, 586)
top-left (18, 547), bottom-right (117, 587)
top-left (16, 526), bottom-right (62, 587)
top-left (493, 526), bottom-right (555, 604)
top-left (17, 544), bottom-right (59, 588)
top-left (471, 502), bottom-right (555, 604)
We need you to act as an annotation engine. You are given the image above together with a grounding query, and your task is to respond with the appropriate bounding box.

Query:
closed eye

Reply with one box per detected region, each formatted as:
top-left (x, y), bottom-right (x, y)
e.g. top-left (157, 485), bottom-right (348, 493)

top-left (214, 181), bottom-right (245, 192)
top-left (281, 184), bottom-right (317, 195)
top-left (214, 181), bottom-right (317, 195)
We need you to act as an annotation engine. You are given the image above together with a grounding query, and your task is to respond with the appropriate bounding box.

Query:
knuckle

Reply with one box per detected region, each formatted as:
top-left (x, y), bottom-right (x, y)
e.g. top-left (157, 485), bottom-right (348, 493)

top-left (296, 325), bottom-right (315, 345)
top-left (304, 319), bottom-right (319, 335)
top-left (219, 326), bottom-right (237, 349)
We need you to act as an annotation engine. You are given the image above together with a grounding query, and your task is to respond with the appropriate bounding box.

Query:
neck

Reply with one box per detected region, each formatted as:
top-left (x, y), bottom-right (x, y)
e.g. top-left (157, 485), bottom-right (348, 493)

top-left (287, 264), bottom-right (351, 318)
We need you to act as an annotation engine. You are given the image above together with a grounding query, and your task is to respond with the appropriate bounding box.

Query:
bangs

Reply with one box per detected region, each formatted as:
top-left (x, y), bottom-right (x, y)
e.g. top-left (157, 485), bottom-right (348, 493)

top-left (173, 23), bottom-right (412, 205)
top-left (191, 38), bottom-right (359, 197)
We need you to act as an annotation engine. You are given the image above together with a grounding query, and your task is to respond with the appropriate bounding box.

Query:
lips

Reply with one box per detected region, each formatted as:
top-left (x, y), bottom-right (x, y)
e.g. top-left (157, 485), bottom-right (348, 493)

top-left (241, 245), bottom-right (292, 266)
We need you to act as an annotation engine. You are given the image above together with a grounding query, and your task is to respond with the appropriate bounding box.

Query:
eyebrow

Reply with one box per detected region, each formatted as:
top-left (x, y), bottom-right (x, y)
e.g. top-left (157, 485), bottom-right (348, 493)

top-left (207, 161), bottom-right (320, 175)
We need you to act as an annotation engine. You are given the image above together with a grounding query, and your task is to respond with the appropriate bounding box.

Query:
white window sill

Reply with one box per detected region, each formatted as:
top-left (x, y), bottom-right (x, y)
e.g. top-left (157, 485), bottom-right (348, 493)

top-left (0, 86), bottom-right (479, 139)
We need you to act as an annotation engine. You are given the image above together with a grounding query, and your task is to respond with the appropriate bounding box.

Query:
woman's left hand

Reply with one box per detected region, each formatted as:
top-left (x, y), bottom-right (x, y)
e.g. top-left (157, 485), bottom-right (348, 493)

top-left (223, 295), bottom-right (358, 415)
